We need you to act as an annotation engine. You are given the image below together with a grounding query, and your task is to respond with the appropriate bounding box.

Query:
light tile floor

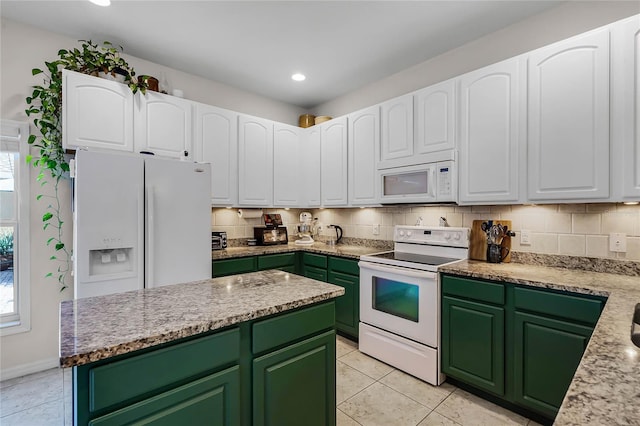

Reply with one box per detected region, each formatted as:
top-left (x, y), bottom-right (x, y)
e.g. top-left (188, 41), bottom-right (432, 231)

top-left (0, 336), bottom-right (541, 425)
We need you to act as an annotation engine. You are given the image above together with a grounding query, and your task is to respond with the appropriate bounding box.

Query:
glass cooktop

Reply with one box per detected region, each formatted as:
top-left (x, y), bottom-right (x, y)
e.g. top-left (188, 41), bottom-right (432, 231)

top-left (366, 251), bottom-right (460, 267)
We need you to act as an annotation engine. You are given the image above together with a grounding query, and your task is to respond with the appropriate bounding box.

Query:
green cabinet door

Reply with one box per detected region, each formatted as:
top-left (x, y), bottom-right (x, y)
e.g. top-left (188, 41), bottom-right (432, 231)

top-left (212, 257), bottom-right (257, 277)
top-left (257, 253), bottom-right (297, 272)
top-left (89, 366), bottom-right (240, 426)
top-left (253, 330), bottom-right (336, 426)
top-left (328, 270), bottom-right (359, 338)
top-left (304, 265), bottom-right (328, 282)
top-left (442, 295), bottom-right (505, 396)
top-left (513, 311), bottom-right (594, 418)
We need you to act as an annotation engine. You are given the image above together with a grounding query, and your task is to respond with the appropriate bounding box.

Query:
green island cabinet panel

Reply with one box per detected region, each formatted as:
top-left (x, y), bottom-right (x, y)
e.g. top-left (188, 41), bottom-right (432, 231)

top-left (328, 270), bottom-right (359, 338)
top-left (88, 366), bottom-right (240, 426)
top-left (513, 311), bottom-right (595, 418)
top-left (253, 330), bottom-right (336, 426)
top-left (304, 265), bottom-right (328, 282)
top-left (302, 252), bottom-right (328, 269)
top-left (212, 256), bottom-right (257, 277)
top-left (257, 253), bottom-right (298, 272)
top-left (441, 295), bottom-right (505, 396)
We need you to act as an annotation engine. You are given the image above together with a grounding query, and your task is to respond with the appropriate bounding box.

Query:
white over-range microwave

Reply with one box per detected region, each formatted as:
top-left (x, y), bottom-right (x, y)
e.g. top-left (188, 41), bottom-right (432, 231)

top-left (378, 160), bottom-right (456, 204)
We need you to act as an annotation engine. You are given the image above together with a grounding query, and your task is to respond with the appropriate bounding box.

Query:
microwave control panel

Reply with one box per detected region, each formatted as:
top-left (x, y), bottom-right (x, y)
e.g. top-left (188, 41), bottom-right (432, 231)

top-left (436, 160), bottom-right (455, 200)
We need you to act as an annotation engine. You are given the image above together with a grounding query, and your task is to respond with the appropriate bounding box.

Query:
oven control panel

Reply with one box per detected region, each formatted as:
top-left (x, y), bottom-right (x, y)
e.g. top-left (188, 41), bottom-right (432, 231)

top-left (394, 226), bottom-right (469, 248)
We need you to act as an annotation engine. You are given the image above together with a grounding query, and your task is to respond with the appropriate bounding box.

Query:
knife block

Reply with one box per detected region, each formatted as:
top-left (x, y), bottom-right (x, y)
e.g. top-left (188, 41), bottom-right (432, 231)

top-left (469, 220), bottom-right (512, 263)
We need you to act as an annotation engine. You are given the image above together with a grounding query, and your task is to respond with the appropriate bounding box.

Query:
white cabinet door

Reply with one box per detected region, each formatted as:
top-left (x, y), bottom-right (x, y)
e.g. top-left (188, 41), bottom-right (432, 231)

top-left (414, 79), bottom-right (456, 155)
top-left (348, 106), bottom-right (379, 206)
top-left (528, 29), bottom-right (610, 201)
top-left (273, 123), bottom-right (302, 207)
top-left (320, 117), bottom-right (348, 206)
top-left (303, 126), bottom-right (322, 207)
top-left (238, 115), bottom-right (273, 206)
top-left (62, 70), bottom-right (134, 152)
top-left (195, 103), bottom-right (238, 206)
top-left (379, 94), bottom-right (414, 168)
top-left (134, 91), bottom-right (193, 159)
top-left (611, 15), bottom-right (640, 201)
top-left (459, 58), bottom-right (524, 204)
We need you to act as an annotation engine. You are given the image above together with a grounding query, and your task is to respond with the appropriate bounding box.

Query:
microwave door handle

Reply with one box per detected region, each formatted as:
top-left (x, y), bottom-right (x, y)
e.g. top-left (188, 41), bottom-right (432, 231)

top-left (429, 167), bottom-right (436, 199)
top-left (359, 261), bottom-right (437, 280)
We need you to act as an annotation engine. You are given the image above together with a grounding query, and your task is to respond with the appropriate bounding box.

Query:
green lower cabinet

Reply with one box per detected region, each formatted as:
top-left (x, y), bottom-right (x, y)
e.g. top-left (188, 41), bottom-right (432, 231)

top-left (88, 366), bottom-right (240, 426)
top-left (441, 296), bottom-right (505, 396)
top-left (212, 257), bottom-right (257, 277)
top-left (513, 311), bottom-right (594, 418)
top-left (304, 265), bottom-right (328, 282)
top-left (328, 270), bottom-right (359, 338)
top-left (253, 330), bottom-right (336, 426)
top-left (257, 253), bottom-right (297, 272)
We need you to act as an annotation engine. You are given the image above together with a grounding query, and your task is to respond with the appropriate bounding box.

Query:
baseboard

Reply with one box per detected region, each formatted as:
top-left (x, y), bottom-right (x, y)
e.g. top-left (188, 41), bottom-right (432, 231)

top-left (0, 357), bottom-right (60, 381)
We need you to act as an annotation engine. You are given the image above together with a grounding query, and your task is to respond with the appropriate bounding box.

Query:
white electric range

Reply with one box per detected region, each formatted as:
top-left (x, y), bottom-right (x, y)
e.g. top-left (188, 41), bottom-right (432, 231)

top-left (358, 225), bottom-right (470, 385)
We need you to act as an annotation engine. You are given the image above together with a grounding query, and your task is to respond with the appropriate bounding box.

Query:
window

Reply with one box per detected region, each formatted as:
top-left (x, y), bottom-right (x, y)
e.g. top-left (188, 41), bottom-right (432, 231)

top-left (0, 120), bottom-right (30, 335)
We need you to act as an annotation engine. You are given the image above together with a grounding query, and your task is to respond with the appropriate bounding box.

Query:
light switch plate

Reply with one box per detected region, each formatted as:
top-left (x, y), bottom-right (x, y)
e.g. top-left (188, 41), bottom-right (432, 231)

top-left (520, 229), bottom-right (532, 245)
top-left (610, 233), bottom-right (627, 252)
top-left (372, 224), bottom-right (380, 236)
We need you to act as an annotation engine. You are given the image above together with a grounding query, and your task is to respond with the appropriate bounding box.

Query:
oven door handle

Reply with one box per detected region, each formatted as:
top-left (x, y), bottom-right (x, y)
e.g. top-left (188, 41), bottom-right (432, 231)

top-left (358, 261), bottom-right (437, 280)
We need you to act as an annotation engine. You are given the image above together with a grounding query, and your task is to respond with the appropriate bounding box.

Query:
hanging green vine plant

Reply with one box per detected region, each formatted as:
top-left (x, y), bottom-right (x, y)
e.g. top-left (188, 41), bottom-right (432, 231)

top-left (25, 40), bottom-right (149, 291)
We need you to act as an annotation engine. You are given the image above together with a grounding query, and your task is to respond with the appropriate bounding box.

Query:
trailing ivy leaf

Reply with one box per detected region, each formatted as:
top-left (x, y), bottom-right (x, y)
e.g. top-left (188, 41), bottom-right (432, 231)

top-left (32, 68), bottom-right (43, 76)
top-left (42, 212), bottom-right (53, 222)
top-left (45, 272), bottom-right (53, 278)
top-left (60, 163), bottom-right (70, 172)
top-left (43, 223), bottom-right (50, 230)
top-left (46, 237), bottom-right (55, 245)
top-left (26, 154), bottom-right (33, 163)
top-left (55, 243), bottom-right (64, 251)
top-left (50, 255), bottom-right (57, 260)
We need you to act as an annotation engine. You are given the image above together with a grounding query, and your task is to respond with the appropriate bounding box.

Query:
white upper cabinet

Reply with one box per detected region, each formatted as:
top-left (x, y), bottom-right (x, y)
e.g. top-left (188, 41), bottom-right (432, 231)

top-left (320, 117), bottom-right (348, 206)
top-left (273, 123), bottom-right (302, 207)
top-left (303, 126), bottom-right (322, 207)
top-left (458, 58), bottom-right (524, 204)
top-left (379, 94), bottom-right (414, 168)
top-left (134, 91), bottom-right (193, 159)
top-left (238, 115), bottom-right (273, 206)
top-left (62, 70), bottom-right (134, 152)
top-left (528, 29), bottom-right (610, 201)
top-left (414, 79), bottom-right (456, 155)
top-left (195, 103), bottom-right (238, 206)
top-left (611, 15), bottom-right (640, 201)
top-left (348, 106), bottom-right (380, 206)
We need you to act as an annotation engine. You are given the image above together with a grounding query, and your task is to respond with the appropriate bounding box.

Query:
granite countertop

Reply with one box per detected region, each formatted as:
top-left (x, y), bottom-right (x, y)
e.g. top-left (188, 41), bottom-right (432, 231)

top-left (59, 270), bottom-right (344, 368)
top-left (439, 260), bottom-right (640, 426)
top-left (211, 241), bottom-right (390, 261)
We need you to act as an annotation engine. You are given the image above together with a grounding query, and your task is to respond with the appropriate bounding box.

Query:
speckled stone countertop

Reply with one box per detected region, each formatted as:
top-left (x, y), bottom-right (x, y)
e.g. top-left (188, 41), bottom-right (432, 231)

top-left (212, 241), bottom-right (391, 261)
top-left (59, 270), bottom-right (344, 368)
top-left (439, 260), bottom-right (640, 425)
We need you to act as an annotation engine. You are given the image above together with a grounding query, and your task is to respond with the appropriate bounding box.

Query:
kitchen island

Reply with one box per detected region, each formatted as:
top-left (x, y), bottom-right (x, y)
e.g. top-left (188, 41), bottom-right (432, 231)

top-left (60, 269), bottom-right (345, 425)
top-left (439, 259), bottom-right (640, 425)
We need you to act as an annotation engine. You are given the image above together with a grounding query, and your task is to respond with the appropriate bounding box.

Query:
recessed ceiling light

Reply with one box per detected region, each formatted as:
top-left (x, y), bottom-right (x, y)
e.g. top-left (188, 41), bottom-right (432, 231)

top-left (291, 73), bottom-right (306, 82)
top-left (89, 0), bottom-right (111, 6)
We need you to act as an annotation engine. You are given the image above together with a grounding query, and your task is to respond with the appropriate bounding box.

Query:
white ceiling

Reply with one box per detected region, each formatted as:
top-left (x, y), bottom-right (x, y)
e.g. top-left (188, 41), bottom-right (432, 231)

top-left (1, 1), bottom-right (563, 109)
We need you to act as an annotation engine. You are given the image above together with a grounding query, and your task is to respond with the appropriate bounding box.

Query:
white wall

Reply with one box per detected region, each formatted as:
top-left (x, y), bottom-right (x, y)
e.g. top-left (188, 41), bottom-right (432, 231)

top-left (0, 18), bottom-right (305, 379)
top-left (311, 1), bottom-right (640, 117)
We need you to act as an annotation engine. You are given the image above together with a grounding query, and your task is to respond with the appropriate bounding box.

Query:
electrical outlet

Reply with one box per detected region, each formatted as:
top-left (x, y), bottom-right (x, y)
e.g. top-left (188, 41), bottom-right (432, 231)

top-left (610, 233), bottom-right (627, 252)
top-left (372, 224), bottom-right (380, 236)
top-left (520, 229), bottom-right (532, 245)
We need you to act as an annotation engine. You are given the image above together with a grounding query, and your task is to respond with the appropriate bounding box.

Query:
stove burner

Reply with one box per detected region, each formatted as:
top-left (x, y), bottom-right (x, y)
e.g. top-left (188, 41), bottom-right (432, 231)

top-left (368, 251), bottom-right (460, 267)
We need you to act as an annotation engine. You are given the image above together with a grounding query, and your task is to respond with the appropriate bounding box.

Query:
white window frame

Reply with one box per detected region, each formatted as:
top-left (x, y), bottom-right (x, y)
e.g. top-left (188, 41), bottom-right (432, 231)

top-left (0, 119), bottom-right (31, 335)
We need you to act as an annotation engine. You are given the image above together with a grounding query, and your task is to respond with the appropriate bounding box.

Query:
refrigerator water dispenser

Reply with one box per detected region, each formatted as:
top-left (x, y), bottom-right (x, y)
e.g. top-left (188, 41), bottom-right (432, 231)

top-left (89, 248), bottom-right (134, 277)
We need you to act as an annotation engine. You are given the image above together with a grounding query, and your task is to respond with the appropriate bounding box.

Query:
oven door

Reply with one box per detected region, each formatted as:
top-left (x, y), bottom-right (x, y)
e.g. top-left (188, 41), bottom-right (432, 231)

top-left (359, 260), bottom-right (437, 347)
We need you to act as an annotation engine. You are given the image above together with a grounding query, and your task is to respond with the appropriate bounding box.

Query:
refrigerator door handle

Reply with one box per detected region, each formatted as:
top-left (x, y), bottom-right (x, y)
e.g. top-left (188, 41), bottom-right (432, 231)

top-left (147, 185), bottom-right (155, 287)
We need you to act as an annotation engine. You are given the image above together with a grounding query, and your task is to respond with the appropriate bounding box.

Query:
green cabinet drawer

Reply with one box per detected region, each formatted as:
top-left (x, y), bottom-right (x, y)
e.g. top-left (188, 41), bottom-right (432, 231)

top-left (442, 275), bottom-right (505, 305)
top-left (252, 302), bottom-right (335, 354)
top-left (89, 366), bottom-right (240, 426)
top-left (304, 266), bottom-right (328, 282)
top-left (302, 252), bottom-right (327, 268)
top-left (514, 286), bottom-right (604, 325)
top-left (257, 253), bottom-right (297, 271)
top-left (442, 296), bottom-right (505, 396)
top-left (328, 271), bottom-right (359, 338)
top-left (253, 331), bottom-right (336, 426)
top-left (88, 329), bottom-right (240, 413)
top-left (513, 311), bottom-right (594, 418)
top-left (212, 257), bottom-right (257, 277)
top-left (328, 256), bottom-right (359, 275)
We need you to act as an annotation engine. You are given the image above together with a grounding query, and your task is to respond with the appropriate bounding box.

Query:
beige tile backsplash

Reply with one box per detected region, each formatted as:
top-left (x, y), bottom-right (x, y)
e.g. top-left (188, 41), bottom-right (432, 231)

top-left (212, 203), bottom-right (640, 261)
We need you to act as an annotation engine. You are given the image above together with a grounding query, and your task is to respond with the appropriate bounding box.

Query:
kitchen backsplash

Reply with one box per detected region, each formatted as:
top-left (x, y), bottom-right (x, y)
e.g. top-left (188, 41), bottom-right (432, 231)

top-left (212, 203), bottom-right (640, 261)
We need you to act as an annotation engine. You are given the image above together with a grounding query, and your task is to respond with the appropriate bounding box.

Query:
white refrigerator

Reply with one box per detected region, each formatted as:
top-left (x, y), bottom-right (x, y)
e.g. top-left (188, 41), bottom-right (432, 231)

top-left (73, 150), bottom-right (212, 299)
